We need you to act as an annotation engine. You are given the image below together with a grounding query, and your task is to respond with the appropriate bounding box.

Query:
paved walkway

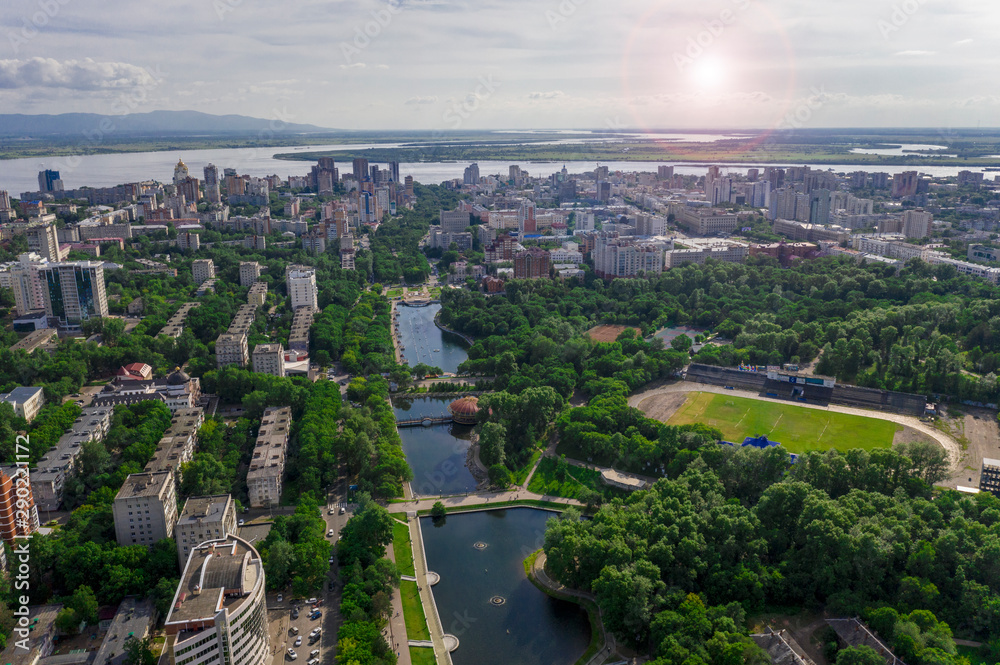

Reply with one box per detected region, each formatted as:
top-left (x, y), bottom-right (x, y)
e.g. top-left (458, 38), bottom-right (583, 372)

top-left (385, 542), bottom-right (412, 665)
top-left (393, 488), bottom-right (584, 513)
top-left (629, 382), bottom-right (964, 473)
top-left (531, 552), bottom-right (618, 665)
top-left (408, 516), bottom-right (452, 664)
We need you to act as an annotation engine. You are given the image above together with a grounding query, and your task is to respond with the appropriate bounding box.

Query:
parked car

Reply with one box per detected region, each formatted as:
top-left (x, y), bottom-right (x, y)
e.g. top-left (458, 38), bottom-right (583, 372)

top-left (307, 598), bottom-right (317, 605)
top-left (310, 650), bottom-right (320, 659)
top-left (326, 529), bottom-right (334, 537)
top-left (286, 649), bottom-right (297, 660)
top-left (277, 594), bottom-right (283, 602)
top-left (294, 637), bottom-right (302, 647)
top-left (238, 519), bottom-right (245, 526)
top-left (290, 627), bottom-right (299, 635)
top-left (339, 506), bottom-right (346, 515)
top-left (307, 659), bottom-right (319, 665)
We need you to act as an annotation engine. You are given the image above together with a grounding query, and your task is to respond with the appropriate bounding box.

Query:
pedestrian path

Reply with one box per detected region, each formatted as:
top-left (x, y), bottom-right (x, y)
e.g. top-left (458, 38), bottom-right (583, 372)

top-left (385, 542), bottom-right (412, 665)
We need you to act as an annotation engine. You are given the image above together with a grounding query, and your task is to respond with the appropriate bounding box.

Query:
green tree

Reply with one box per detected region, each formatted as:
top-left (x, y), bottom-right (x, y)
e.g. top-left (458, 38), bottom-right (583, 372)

top-left (431, 502), bottom-right (446, 519)
top-left (488, 464), bottom-right (511, 489)
top-left (835, 646), bottom-right (886, 665)
top-left (123, 637), bottom-right (158, 665)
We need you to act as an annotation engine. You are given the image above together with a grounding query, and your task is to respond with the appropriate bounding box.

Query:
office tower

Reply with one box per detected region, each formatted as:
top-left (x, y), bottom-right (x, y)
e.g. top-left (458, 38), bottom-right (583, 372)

top-left (658, 165), bottom-right (674, 180)
top-left (746, 168), bottom-right (759, 182)
top-left (40, 261), bottom-right (108, 327)
top-left (0, 465), bottom-right (39, 545)
top-left (113, 470), bottom-right (178, 547)
top-left (0, 190), bottom-right (10, 210)
top-left (192, 259), bottom-right (216, 285)
top-left (388, 161), bottom-right (400, 183)
top-left (464, 163), bottom-right (480, 185)
top-left (38, 169), bottom-right (63, 193)
top-left (809, 189), bottom-right (831, 225)
top-left (597, 181), bottom-right (611, 203)
top-left (287, 268), bottom-right (318, 310)
top-left (705, 165), bottom-right (721, 195)
top-left (173, 159), bottom-right (190, 188)
top-left (165, 535), bottom-right (270, 665)
top-left (204, 164), bottom-right (221, 204)
top-left (353, 158), bottom-right (370, 182)
top-left (594, 165), bottom-right (609, 181)
top-left (405, 176), bottom-right (414, 197)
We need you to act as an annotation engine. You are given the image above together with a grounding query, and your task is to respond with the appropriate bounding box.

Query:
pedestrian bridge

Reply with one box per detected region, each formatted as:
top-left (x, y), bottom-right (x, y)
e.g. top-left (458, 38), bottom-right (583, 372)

top-left (395, 416), bottom-right (452, 427)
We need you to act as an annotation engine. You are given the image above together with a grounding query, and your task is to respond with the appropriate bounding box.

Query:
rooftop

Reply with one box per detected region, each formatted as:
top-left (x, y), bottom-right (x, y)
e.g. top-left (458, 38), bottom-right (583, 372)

top-left (166, 536), bottom-right (263, 626)
top-left (92, 598), bottom-right (156, 665)
top-left (115, 471), bottom-right (173, 500)
top-left (1, 386), bottom-right (43, 403)
top-left (177, 495), bottom-right (233, 527)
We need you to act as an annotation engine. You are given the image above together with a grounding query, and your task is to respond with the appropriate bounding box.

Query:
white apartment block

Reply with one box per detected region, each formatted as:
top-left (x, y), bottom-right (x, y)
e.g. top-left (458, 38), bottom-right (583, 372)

top-left (246, 407), bottom-right (291, 508)
top-left (113, 470), bottom-right (178, 547)
top-left (173, 495), bottom-right (238, 570)
top-left (216, 333), bottom-right (249, 368)
top-left (286, 269), bottom-right (318, 310)
top-left (252, 343), bottom-right (285, 377)
top-left (239, 262), bottom-right (262, 287)
top-left (192, 259), bottom-right (216, 285)
top-left (675, 207), bottom-right (739, 235)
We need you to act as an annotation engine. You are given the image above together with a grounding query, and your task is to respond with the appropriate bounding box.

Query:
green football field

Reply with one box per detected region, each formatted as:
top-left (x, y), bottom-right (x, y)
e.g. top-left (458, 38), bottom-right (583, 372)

top-left (666, 392), bottom-right (899, 454)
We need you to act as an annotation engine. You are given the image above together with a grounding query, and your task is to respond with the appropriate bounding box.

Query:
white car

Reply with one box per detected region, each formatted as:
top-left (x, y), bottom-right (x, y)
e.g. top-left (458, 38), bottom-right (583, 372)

top-left (294, 637), bottom-right (302, 647)
top-left (309, 651), bottom-right (320, 659)
top-left (307, 660), bottom-right (319, 665)
top-left (277, 594), bottom-right (283, 602)
top-left (327, 529), bottom-right (334, 537)
top-left (286, 649), bottom-right (297, 660)
top-left (307, 598), bottom-right (317, 605)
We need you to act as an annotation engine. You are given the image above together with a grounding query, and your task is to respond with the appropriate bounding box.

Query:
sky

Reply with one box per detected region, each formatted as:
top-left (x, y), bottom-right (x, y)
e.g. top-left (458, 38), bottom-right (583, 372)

top-left (1, 0), bottom-right (999, 131)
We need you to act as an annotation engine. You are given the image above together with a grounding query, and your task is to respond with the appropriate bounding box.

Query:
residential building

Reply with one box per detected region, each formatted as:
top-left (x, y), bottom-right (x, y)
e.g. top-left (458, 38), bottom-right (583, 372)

top-left (144, 408), bottom-right (204, 476)
top-left (287, 268), bottom-right (318, 310)
top-left (593, 234), bottom-right (665, 279)
top-left (92, 598), bottom-right (157, 665)
top-left (665, 244), bottom-right (749, 268)
top-left (968, 244), bottom-right (1000, 263)
top-left (0, 386), bottom-right (44, 422)
top-left (246, 407), bottom-right (291, 508)
top-left (239, 261), bottom-right (262, 287)
top-left (772, 219), bottom-right (850, 243)
top-left (0, 605), bottom-right (60, 665)
top-left (981, 458), bottom-right (1000, 497)
top-left (176, 231), bottom-right (201, 252)
top-left (902, 209), bottom-right (933, 239)
top-left (25, 224), bottom-right (60, 261)
top-left (247, 282), bottom-right (268, 307)
top-left (463, 163), bottom-right (480, 185)
top-left (302, 232), bottom-right (326, 254)
top-left (38, 169), bottom-right (63, 193)
top-left (9, 254), bottom-right (49, 315)
top-left (160, 303), bottom-right (200, 339)
top-left (40, 261), bottom-right (109, 328)
top-left (192, 259), bottom-right (216, 285)
top-left (429, 228), bottom-right (473, 251)
top-left (518, 200), bottom-right (536, 234)
top-left (173, 495), bottom-right (238, 571)
top-left (10, 328), bottom-right (57, 354)
top-left (252, 343), bottom-right (285, 377)
top-left (204, 164), bottom-right (221, 204)
top-left (216, 333), bottom-right (249, 368)
top-left (513, 249), bottom-right (550, 279)
top-left (485, 236), bottom-right (518, 263)
top-left (892, 171), bottom-right (920, 198)
top-left (165, 536), bottom-right (270, 665)
top-left (0, 465), bottom-right (40, 545)
top-left (440, 209), bottom-right (470, 233)
top-left (288, 307), bottom-right (315, 360)
top-left (113, 470), bottom-right (178, 547)
top-left (31, 406), bottom-right (113, 511)
top-left (675, 207), bottom-right (739, 235)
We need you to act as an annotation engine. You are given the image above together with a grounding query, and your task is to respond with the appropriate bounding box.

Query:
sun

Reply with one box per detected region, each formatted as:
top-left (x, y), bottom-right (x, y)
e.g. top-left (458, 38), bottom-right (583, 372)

top-left (691, 57), bottom-right (727, 90)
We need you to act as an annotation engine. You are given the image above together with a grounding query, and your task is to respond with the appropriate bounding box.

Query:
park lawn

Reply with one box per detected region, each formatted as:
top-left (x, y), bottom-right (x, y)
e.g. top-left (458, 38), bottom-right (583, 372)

top-left (527, 457), bottom-right (626, 500)
top-left (667, 392), bottom-right (899, 454)
top-left (509, 449), bottom-right (543, 486)
top-left (392, 521), bottom-right (415, 577)
top-left (386, 289), bottom-right (404, 298)
top-left (399, 580), bottom-right (431, 641)
top-left (409, 647), bottom-right (437, 665)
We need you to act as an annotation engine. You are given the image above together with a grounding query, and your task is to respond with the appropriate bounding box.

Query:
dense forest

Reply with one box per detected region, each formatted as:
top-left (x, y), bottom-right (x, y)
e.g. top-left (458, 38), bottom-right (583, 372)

top-left (442, 257), bottom-right (1000, 403)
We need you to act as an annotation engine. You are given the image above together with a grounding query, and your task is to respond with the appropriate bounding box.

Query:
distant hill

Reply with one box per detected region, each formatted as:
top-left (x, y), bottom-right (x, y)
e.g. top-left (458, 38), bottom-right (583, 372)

top-left (0, 111), bottom-right (335, 137)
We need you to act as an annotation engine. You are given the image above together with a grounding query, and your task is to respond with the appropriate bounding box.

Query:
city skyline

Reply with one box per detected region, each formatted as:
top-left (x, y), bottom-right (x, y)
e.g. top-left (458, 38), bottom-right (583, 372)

top-left (0, 0), bottom-right (998, 130)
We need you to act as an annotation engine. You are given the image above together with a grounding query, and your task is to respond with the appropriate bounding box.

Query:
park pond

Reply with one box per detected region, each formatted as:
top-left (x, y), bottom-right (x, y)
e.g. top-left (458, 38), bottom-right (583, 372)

top-left (420, 508), bottom-right (592, 665)
top-left (393, 396), bottom-right (480, 496)
top-left (394, 303), bottom-right (468, 375)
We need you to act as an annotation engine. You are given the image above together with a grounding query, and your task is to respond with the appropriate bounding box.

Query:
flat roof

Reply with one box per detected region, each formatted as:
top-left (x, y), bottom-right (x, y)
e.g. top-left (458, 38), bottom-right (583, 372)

top-left (177, 495), bottom-right (232, 526)
top-left (115, 471), bottom-right (173, 500)
top-left (0, 605), bottom-right (61, 665)
top-left (984, 458), bottom-right (1000, 468)
top-left (92, 598), bottom-right (156, 665)
top-left (167, 537), bottom-right (262, 626)
top-left (1, 386), bottom-right (43, 402)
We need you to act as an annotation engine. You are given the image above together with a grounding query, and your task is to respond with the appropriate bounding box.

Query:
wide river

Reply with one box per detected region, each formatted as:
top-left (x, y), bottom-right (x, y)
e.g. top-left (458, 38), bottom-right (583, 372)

top-left (420, 508), bottom-right (591, 665)
top-left (1, 135), bottom-right (995, 194)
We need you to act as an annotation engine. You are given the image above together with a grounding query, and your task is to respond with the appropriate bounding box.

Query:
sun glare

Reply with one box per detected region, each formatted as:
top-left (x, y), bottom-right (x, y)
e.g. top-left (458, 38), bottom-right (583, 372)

top-left (691, 58), bottom-right (727, 90)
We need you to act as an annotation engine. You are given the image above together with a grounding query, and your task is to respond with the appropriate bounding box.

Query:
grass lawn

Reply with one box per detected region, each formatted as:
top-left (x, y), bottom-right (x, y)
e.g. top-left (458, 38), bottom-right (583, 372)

top-left (509, 449), bottom-right (543, 486)
top-left (399, 580), bottom-right (431, 641)
top-left (392, 521), bottom-right (415, 577)
top-left (528, 457), bottom-right (627, 500)
top-left (386, 289), bottom-right (404, 298)
top-left (667, 392), bottom-right (899, 454)
top-left (409, 647), bottom-right (436, 665)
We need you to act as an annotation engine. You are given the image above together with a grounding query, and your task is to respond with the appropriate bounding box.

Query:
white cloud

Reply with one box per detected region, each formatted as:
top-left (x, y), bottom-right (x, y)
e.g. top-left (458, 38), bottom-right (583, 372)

top-left (338, 63), bottom-right (367, 70)
top-left (0, 57), bottom-right (156, 90)
top-left (404, 96), bottom-right (438, 105)
top-left (954, 38), bottom-right (974, 45)
top-left (893, 50), bottom-right (936, 57)
top-left (528, 91), bottom-right (565, 100)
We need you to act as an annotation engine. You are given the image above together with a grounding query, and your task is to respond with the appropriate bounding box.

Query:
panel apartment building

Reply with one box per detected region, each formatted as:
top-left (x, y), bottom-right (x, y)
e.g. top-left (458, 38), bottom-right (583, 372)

top-left (246, 407), bottom-right (291, 508)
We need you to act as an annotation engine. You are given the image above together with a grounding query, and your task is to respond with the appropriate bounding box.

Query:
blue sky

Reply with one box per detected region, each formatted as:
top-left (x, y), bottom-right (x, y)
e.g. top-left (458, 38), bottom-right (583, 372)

top-left (0, 0), bottom-right (997, 130)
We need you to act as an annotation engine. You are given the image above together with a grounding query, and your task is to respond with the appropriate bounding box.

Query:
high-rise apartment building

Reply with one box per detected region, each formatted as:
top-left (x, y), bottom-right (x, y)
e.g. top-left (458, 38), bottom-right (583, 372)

top-left (239, 262), bottom-right (262, 287)
top-left (216, 333), bottom-right (249, 368)
top-left (10, 254), bottom-right (49, 315)
top-left (177, 177), bottom-right (201, 204)
top-left (287, 268), bottom-right (318, 310)
top-left (40, 261), bottom-right (108, 328)
top-left (440, 209), bottom-right (470, 234)
top-left (113, 470), bottom-right (178, 547)
top-left (204, 164), bottom-right (221, 204)
top-left (165, 536), bottom-right (270, 665)
top-left (513, 249), bottom-right (550, 279)
top-left (892, 171), bottom-right (920, 198)
top-left (252, 343), bottom-right (285, 377)
top-left (26, 224), bottom-right (60, 261)
top-left (809, 189), bottom-right (831, 226)
top-left (464, 163), bottom-right (480, 185)
top-left (173, 495), bottom-right (238, 570)
top-left (38, 169), bottom-right (63, 193)
top-left (902, 209), bottom-right (933, 239)
top-left (353, 158), bottom-right (370, 182)
top-left (192, 259), bottom-right (216, 285)
top-left (518, 200), bottom-right (536, 234)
